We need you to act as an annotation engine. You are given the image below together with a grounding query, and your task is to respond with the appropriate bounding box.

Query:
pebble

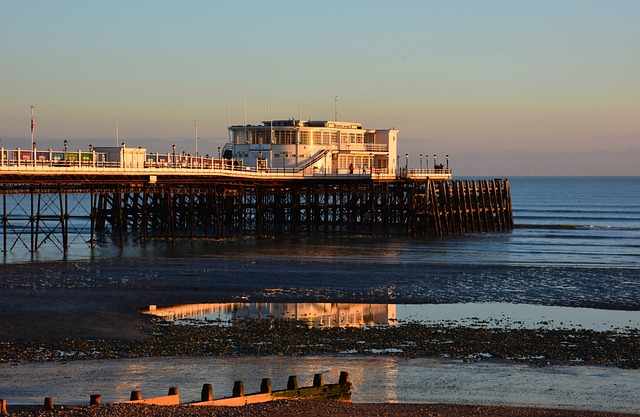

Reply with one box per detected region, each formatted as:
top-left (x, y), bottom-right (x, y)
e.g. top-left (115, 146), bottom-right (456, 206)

top-left (6, 401), bottom-right (640, 417)
top-left (0, 318), bottom-right (638, 368)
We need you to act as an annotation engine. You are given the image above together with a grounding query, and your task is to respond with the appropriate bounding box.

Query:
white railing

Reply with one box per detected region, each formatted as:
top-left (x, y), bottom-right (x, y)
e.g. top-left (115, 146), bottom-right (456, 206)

top-left (1, 147), bottom-right (451, 180)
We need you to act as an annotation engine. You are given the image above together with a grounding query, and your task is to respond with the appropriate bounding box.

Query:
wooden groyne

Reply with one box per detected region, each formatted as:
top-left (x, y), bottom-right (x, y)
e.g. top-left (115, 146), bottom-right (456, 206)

top-left (0, 175), bottom-right (513, 254)
top-left (0, 371), bottom-right (351, 412)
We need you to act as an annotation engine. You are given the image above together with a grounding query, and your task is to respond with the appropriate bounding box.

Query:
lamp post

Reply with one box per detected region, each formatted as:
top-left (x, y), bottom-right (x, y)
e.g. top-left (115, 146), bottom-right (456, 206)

top-left (426, 154), bottom-right (429, 170)
top-left (446, 154), bottom-right (449, 170)
top-left (396, 155), bottom-right (399, 174)
top-left (30, 105), bottom-right (35, 159)
top-left (405, 153), bottom-right (408, 171)
top-left (433, 154), bottom-right (437, 168)
top-left (64, 139), bottom-right (68, 165)
top-left (172, 144), bottom-right (176, 166)
top-left (369, 152), bottom-right (373, 174)
top-left (420, 153), bottom-right (423, 170)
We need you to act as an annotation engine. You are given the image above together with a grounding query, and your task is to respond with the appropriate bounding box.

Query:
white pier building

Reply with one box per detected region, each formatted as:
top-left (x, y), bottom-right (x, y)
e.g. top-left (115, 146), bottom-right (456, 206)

top-left (226, 119), bottom-right (398, 176)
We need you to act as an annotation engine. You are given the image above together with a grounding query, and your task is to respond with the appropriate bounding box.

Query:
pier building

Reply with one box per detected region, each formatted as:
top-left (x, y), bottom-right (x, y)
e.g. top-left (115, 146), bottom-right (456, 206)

top-left (227, 119), bottom-right (400, 176)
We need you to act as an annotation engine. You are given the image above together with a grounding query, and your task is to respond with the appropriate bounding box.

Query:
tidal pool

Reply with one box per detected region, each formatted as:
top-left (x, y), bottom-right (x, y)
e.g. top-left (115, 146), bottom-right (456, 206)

top-left (139, 302), bottom-right (640, 332)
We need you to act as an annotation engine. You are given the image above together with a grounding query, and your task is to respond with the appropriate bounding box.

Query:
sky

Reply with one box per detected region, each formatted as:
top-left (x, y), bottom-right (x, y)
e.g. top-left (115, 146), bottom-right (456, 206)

top-left (1, 1), bottom-right (638, 176)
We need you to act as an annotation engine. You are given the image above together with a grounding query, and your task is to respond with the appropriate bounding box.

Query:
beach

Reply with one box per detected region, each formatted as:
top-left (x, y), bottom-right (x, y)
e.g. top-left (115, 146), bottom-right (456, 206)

top-left (1, 257), bottom-right (640, 416)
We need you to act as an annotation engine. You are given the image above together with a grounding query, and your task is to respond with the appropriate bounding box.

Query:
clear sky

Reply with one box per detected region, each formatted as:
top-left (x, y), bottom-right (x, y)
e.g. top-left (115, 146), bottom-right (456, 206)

top-left (1, 1), bottom-right (638, 176)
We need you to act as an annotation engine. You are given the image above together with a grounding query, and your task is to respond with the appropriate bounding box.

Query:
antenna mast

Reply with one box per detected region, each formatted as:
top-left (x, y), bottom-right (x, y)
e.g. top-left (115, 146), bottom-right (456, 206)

top-left (243, 97), bottom-right (247, 143)
top-left (334, 96), bottom-right (338, 121)
top-left (226, 98), bottom-right (231, 143)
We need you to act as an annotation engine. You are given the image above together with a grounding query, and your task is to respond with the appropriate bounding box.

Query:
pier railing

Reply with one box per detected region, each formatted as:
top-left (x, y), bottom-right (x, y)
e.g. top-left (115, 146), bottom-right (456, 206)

top-left (0, 147), bottom-right (452, 180)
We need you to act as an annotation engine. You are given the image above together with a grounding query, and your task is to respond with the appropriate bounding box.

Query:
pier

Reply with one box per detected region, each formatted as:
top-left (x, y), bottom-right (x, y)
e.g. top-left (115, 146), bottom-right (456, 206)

top-left (1, 148), bottom-right (512, 256)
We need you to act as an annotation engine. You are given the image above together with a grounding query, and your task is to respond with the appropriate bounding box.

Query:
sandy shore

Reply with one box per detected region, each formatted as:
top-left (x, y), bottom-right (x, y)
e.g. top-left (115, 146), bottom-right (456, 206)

top-left (1, 259), bottom-right (639, 416)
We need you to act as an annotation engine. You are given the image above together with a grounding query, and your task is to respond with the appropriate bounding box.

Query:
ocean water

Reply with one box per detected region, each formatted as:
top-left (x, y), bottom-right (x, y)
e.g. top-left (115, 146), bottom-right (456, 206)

top-left (3, 176), bottom-right (640, 310)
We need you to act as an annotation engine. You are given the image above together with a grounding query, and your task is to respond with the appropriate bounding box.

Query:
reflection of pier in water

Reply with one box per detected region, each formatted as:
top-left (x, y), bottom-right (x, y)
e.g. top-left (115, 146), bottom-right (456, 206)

top-left (141, 303), bottom-right (397, 328)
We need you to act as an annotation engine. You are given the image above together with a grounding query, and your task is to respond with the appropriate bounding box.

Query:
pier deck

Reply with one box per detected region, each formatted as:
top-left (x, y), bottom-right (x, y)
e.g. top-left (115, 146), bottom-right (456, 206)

top-left (1, 157), bottom-right (509, 257)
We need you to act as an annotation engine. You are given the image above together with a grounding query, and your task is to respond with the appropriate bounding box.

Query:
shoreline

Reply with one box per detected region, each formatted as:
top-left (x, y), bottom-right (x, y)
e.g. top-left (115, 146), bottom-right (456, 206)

top-left (2, 259), bottom-right (639, 415)
top-left (2, 316), bottom-right (639, 368)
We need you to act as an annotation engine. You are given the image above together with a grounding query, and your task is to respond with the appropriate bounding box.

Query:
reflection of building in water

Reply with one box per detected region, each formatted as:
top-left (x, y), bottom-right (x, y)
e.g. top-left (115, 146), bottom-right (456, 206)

top-left (140, 303), bottom-right (397, 328)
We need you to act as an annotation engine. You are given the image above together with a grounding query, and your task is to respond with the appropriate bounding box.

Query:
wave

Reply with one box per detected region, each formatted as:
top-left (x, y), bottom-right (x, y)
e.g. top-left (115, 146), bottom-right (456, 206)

top-left (515, 223), bottom-right (640, 232)
top-left (515, 208), bottom-right (640, 216)
top-left (516, 214), bottom-right (640, 223)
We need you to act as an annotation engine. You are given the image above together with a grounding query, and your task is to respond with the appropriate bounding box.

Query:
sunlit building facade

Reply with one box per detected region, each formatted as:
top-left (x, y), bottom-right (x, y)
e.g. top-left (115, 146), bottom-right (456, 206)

top-left (226, 119), bottom-right (398, 175)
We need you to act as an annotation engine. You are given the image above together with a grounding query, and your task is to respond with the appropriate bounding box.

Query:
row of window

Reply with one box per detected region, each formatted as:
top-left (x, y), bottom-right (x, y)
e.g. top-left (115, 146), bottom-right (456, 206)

top-left (338, 155), bottom-right (388, 170)
top-left (233, 129), bottom-right (372, 146)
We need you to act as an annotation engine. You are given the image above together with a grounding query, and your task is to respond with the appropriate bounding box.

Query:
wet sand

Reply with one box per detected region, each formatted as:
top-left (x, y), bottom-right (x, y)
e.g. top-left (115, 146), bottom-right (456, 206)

top-left (1, 259), bottom-right (639, 416)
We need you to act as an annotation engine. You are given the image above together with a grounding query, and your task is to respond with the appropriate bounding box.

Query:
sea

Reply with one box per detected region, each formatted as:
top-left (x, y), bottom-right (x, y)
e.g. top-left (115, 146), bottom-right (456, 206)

top-left (1, 176), bottom-right (640, 411)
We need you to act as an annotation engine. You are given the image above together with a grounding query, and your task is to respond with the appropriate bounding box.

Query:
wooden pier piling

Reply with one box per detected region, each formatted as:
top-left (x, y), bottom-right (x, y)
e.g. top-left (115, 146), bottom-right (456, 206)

top-left (1, 176), bottom-right (514, 254)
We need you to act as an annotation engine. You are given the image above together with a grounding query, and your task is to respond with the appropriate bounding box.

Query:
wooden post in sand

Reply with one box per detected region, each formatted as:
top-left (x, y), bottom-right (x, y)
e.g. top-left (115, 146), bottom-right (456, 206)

top-left (260, 378), bottom-right (272, 394)
top-left (44, 397), bottom-right (54, 411)
top-left (0, 399), bottom-right (7, 415)
top-left (339, 371), bottom-right (350, 384)
top-left (130, 390), bottom-right (142, 401)
top-left (287, 375), bottom-right (299, 390)
top-left (313, 373), bottom-right (324, 387)
top-left (201, 384), bottom-right (213, 401)
top-left (89, 394), bottom-right (102, 405)
top-left (232, 381), bottom-right (244, 397)
top-left (168, 387), bottom-right (179, 396)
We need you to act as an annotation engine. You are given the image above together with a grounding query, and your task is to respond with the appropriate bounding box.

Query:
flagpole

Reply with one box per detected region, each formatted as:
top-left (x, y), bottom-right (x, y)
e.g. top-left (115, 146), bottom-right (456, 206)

top-left (30, 105), bottom-right (35, 152)
top-left (269, 96), bottom-right (273, 169)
